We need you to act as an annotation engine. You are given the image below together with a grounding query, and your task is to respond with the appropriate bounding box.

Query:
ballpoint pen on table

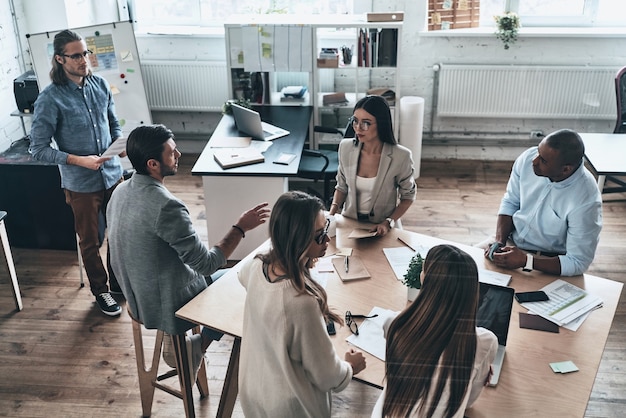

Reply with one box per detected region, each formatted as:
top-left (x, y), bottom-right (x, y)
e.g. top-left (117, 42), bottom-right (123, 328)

top-left (397, 237), bottom-right (417, 252)
top-left (345, 256), bottom-right (349, 273)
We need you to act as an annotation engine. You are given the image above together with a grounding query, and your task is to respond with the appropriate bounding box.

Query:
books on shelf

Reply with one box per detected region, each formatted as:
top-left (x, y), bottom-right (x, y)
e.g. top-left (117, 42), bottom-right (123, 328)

top-left (280, 85), bottom-right (307, 102)
top-left (322, 92), bottom-right (348, 106)
top-left (213, 148), bottom-right (265, 169)
top-left (357, 28), bottom-right (397, 67)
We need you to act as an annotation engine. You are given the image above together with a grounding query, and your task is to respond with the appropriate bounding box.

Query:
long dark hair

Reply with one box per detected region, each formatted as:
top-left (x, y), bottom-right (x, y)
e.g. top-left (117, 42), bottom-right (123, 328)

top-left (50, 29), bottom-right (92, 84)
top-left (383, 244), bottom-right (479, 418)
top-left (257, 191), bottom-right (342, 325)
top-left (353, 95), bottom-right (397, 145)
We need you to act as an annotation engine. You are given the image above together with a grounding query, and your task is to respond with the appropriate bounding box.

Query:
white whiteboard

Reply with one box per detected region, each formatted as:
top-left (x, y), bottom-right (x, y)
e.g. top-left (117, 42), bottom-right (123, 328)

top-left (27, 20), bottom-right (152, 137)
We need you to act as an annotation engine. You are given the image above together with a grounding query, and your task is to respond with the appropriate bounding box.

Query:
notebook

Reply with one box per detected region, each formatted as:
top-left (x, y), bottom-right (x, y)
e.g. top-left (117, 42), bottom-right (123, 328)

top-left (213, 148), bottom-right (265, 169)
top-left (230, 103), bottom-right (290, 141)
top-left (476, 282), bottom-right (515, 387)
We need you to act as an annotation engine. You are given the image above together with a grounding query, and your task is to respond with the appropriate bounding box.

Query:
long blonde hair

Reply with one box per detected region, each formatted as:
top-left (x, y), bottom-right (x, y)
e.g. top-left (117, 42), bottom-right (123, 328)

top-left (257, 191), bottom-right (342, 325)
top-left (383, 244), bottom-right (479, 418)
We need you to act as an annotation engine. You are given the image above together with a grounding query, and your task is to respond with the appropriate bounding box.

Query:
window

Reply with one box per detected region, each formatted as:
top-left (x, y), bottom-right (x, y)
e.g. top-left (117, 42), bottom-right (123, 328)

top-left (480, 0), bottom-right (624, 27)
top-left (429, 0), bottom-right (625, 31)
top-left (132, 0), bottom-right (354, 30)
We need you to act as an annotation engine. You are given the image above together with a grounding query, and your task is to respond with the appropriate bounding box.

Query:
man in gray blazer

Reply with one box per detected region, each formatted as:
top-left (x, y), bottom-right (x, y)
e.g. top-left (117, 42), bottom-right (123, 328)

top-left (106, 124), bottom-right (269, 375)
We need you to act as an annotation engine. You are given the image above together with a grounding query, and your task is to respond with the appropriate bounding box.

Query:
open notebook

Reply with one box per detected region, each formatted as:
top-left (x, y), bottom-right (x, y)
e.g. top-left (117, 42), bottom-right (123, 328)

top-left (477, 282), bottom-right (515, 387)
top-left (230, 103), bottom-right (290, 141)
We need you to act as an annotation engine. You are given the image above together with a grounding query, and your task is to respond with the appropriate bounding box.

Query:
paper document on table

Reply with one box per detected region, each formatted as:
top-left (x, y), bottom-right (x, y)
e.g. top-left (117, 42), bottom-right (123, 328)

top-left (383, 246), bottom-right (431, 281)
top-left (101, 137), bottom-right (127, 158)
top-left (210, 136), bottom-right (252, 148)
top-left (522, 279), bottom-right (603, 327)
top-left (348, 228), bottom-right (378, 239)
top-left (346, 307), bottom-right (399, 361)
top-left (478, 269), bottom-right (512, 287)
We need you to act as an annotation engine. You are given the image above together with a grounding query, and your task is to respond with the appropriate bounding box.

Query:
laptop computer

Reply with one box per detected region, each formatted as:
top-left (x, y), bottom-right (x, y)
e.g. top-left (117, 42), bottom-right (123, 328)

top-left (476, 282), bottom-right (515, 387)
top-left (230, 103), bottom-right (290, 141)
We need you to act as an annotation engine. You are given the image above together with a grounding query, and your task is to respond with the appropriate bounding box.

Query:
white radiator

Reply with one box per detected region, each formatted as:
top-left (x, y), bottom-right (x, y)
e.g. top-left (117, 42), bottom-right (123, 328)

top-left (142, 61), bottom-right (229, 111)
top-left (437, 64), bottom-right (618, 119)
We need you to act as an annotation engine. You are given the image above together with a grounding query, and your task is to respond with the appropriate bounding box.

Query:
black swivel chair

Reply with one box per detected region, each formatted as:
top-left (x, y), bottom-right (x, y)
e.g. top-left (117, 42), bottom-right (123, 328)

top-left (603, 66), bottom-right (626, 193)
top-left (296, 123), bottom-right (355, 208)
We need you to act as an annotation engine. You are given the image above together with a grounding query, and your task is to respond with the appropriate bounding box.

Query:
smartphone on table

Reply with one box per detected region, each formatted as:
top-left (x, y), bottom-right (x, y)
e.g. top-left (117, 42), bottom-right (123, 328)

top-left (515, 291), bottom-right (549, 303)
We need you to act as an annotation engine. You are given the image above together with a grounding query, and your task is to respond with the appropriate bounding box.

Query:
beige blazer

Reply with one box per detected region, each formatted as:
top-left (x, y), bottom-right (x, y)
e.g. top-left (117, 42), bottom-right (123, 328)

top-left (335, 138), bottom-right (416, 224)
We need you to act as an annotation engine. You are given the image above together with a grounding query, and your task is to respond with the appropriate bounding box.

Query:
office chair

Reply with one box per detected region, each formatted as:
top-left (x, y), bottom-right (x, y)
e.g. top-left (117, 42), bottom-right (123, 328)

top-left (296, 123), bottom-right (354, 208)
top-left (601, 66), bottom-right (626, 193)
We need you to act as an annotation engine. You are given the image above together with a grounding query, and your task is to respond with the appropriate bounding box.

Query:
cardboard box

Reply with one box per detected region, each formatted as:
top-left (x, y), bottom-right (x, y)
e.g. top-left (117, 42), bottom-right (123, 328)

top-left (367, 12), bottom-right (404, 22)
top-left (317, 57), bottom-right (339, 68)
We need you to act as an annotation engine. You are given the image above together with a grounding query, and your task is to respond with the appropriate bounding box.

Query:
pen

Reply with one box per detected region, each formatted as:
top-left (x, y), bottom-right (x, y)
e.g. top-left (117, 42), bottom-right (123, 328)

top-left (397, 237), bottom-right (416, 252)
top-left (345, 256), bottom-right (349, 273)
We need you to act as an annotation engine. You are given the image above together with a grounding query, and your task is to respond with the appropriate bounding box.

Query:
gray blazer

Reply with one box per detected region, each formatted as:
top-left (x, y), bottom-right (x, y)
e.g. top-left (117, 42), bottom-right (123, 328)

top-left (106, 174), bottom-right (226, 335)
top-left (335, 139), bottom-right (416, 224)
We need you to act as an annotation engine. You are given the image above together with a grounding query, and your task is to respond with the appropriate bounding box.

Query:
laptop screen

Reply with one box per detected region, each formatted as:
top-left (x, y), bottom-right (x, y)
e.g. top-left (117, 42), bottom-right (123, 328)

top-left (476, 282), bottom-right (514, 346)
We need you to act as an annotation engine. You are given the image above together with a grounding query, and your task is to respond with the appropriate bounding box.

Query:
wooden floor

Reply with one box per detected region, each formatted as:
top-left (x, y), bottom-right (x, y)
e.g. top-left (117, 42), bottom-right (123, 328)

top-left (1, 155), bottom-right (624, 417)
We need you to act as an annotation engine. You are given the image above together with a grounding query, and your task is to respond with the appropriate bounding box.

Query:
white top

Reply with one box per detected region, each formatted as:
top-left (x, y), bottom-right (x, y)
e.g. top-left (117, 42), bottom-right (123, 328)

top-left (356, 175), bottom-right (377, 215)
top-left (371, 327), bottom-right (498, 418)
top-left (238, 257), bottom-right (353, 418)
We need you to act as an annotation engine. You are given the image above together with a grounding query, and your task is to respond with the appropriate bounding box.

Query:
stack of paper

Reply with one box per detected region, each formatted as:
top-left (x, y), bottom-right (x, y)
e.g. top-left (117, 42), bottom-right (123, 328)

top-left (521, 279), bottom-right (603, 327)
top-left (382, 247), bottom-right (511, 287)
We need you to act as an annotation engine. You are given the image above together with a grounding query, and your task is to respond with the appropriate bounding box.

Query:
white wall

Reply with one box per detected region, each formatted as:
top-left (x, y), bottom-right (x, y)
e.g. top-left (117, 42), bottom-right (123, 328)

top-left (4, 0), bottom-right (626, 159)
top-left (0, 0), bottom-right (27, 153)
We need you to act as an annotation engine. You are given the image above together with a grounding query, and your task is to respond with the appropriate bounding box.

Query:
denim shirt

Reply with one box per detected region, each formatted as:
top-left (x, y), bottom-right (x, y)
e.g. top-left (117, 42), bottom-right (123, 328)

top-left (30, 74), bottom-right (123, 193)
top-left (499, 147), bottom-right (603, 276)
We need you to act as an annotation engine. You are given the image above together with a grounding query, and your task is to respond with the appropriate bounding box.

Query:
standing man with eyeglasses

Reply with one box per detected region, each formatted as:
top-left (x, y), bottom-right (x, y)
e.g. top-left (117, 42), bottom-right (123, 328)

top-left (30, 29), bottom-right (126, 316)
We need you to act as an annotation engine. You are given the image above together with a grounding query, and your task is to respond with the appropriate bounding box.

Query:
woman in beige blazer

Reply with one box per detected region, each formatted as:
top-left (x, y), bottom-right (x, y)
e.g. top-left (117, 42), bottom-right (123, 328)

top-left (328, 95), bottom-right (416, 236)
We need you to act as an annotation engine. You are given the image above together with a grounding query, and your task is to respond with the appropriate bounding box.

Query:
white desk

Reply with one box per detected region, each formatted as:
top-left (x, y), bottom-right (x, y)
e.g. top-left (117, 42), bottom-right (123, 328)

top-left (191, 106), bottom-right (311, 259)
top-left (580, 132), bottom-right (626, 194)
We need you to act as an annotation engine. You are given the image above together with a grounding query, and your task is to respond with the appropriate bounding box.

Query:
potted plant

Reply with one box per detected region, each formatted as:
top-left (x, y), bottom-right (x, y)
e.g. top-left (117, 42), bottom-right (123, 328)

top-left (494, 12), bottom-right (520, 50)
top-left (222, 98), bottom-right (252, 115)
top-left (403, 253), bottom-right (423, 302)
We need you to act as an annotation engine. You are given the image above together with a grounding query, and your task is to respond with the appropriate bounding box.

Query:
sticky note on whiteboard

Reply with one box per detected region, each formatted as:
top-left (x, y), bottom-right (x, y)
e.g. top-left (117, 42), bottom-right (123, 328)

top-left (120, 50), bottom-right (134, 62)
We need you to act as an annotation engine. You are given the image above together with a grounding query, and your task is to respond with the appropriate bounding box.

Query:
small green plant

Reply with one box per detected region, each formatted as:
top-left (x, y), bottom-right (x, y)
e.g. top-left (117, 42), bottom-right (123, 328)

top-left (494, 12), bottom-right (520, 50)
top-left (222, 98), bottom-right (252, 115)
top-left (402, 253), bottom-right (423, 289)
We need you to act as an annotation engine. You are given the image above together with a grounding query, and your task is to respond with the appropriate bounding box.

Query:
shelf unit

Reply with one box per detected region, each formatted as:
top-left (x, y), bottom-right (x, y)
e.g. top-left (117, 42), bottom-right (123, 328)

top-left (224, 15), bottom-right (402, 149)
top-left (313, 21), bottom-right (401, 149)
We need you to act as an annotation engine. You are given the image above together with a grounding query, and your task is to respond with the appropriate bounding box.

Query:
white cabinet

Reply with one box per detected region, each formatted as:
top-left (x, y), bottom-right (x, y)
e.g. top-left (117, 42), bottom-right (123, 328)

top-left (224, 15), bottom-right (402, 149)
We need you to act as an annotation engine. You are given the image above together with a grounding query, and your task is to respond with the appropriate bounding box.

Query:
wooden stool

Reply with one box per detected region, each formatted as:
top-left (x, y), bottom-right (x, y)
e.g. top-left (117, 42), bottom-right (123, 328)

top-left (129, 310), bottom-right (209, 417)
top-left (0, 211), bottom-right (22, 311)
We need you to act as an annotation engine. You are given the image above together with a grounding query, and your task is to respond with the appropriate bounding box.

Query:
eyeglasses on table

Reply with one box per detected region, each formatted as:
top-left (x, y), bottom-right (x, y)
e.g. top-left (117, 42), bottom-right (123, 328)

top-left (345, 310), bottom-right (379, 336)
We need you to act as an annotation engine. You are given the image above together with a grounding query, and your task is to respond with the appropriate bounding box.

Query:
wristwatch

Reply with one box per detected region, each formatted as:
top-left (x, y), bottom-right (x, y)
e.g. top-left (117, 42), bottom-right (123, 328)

top-left (522, 253), bottom-right (534, 272)
top-left (385, 218), bottom-right (395, 228)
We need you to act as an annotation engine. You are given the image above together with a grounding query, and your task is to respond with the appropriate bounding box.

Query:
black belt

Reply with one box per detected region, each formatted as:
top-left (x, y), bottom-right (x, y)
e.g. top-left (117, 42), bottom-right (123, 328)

top-left (521, 248), bottom-right (562, 258)
top-left (357, 213), bottom-right (369, 221)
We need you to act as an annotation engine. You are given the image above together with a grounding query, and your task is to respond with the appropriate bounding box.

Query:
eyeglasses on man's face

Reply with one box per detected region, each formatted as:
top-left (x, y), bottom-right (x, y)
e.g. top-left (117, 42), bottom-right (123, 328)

top-left (349, 116), bottom-right (376, 132)
top-left (345, 311), bottom-right (379, 336)
top-left (62, 50), bottom-right (92, 62)
top-left (314, 218), bottom-right (331, 245)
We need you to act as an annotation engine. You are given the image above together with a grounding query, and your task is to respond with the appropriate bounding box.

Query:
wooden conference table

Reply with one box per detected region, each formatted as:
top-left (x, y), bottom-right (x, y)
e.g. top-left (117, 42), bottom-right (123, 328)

top-left (580, 132), bottom-right (626, 194)
top-left (176, 216), bottom-right (622, 418)
top-left (191, 105), bottom-right (312, 260)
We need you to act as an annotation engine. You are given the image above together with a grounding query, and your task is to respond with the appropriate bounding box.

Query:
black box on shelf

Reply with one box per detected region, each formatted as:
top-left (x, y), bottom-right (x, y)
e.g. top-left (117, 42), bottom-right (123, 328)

top-left (14, 70), bottom-right (39, 114)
